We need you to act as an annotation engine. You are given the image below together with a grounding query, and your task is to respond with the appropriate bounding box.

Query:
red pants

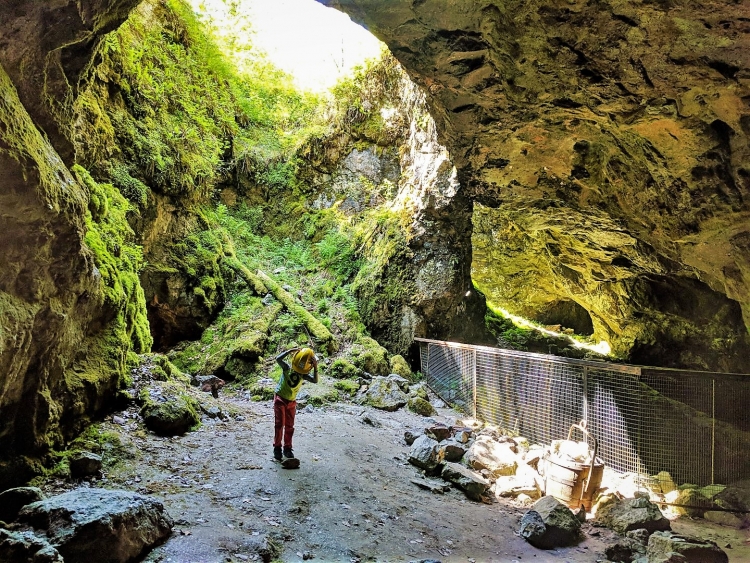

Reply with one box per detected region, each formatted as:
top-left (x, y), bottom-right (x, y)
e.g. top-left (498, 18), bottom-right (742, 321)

top-left (273, 395), bottom-right (296, 448)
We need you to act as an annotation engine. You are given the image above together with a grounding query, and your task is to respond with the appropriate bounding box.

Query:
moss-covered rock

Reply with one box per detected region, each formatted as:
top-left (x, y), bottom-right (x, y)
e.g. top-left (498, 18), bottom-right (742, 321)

top-left (328, 358), bottom-right (361, 379)
top-left (139, 383), bottom-right (200, 436)
top-left (334, 379), bottom-right (361, 396)
top-left (389, 354), bottom-right (412, 379)
top-left (408, 397), bottom-right (435, 417)
top-left (350, 336), bottom-right (390, 375)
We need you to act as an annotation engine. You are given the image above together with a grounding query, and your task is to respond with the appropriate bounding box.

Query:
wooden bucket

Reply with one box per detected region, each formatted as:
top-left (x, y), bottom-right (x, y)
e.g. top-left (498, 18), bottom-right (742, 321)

top-left (543, 421), bottom-right (604, 512)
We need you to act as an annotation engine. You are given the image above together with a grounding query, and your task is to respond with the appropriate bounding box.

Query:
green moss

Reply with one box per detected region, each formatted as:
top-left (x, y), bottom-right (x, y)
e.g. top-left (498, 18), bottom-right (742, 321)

top-left (389, 355), bottom-right (412, 379)
top-left (72, 165), bottom-right (152, 390)
top-left (408, 397), bottom-right (435, 417)
top-left (328, 358), bottom-right (361, 379)
top-left (349, 336), bottom-right (390, 375)
top-left (308, 389), bottom-right (340, 407)
top-left (334, 379), bottom-right (361, 395)
top-left (172, 292), bottom-right (282, 380)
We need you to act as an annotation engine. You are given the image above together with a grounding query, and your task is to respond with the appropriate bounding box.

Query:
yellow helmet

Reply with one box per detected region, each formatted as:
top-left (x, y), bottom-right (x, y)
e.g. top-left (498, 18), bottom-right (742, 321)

top-left (291, 348), bottom-right (315, 374)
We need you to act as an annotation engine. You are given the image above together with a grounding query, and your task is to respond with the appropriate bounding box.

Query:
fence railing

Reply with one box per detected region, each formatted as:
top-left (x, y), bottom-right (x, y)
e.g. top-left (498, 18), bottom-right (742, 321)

top-left (417, 338), bottom-right (750, 505)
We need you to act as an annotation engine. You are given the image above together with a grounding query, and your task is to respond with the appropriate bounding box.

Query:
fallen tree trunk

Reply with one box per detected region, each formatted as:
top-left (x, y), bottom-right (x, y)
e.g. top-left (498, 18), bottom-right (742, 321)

top-left (224, 256), bottom-right (268, 295)
top-left (257, 269), bottom-right (336, 352)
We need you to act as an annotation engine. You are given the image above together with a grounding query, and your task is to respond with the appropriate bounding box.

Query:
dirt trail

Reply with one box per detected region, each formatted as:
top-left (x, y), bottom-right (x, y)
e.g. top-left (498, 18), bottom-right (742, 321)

top-left (41, 396), bottom-right (750, 563)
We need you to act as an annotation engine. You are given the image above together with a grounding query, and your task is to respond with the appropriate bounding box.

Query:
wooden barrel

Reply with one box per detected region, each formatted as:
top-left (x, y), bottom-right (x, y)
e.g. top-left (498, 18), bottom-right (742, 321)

top-left (543, 454), bottom-right (604, 511)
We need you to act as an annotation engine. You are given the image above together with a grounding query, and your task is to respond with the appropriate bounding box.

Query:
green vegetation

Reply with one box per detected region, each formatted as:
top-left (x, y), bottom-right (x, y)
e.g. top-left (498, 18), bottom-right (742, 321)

top-left (74, 0), bottom-right (320, 202)
top-left (74, 165), bottom-right (152, 385)
top-left (73, 1), bottom-right (415, 404)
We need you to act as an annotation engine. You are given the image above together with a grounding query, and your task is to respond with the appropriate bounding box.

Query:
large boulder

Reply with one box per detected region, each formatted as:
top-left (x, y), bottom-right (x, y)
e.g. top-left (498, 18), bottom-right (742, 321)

top-left (595, 494), bottom-right (671, 534)
top-left (465, 436), bottom-right (518, 477)
top-left (407, 397), bottom-right (435, 417)
top-left (18, 488), bottom-right (172, 563)
top-left (646, 531), bottom-right (728, 563)
top-left (519, 495), bottom-right (581, 549)
top-left (604, 528), bottom-right (649, 563)
top-left (0, 529), bottom-right (63, 563)
top-left (359, 376), bottom-right (408, 411)
top-left (0, 487), bottom-right (46, 523)
top-left (408, 435), bottom-right (444, 471)
top-left (140, 384), bottom-right (200, 436)
top-left (441, 462), bottom-right (490, 501)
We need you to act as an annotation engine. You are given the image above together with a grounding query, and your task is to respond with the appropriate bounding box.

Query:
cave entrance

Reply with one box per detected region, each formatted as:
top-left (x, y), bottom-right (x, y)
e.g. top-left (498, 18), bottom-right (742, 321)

top-left (534, 299), bottom-right (594, 336)
top-left (187, 0), bottom-right (383, 93)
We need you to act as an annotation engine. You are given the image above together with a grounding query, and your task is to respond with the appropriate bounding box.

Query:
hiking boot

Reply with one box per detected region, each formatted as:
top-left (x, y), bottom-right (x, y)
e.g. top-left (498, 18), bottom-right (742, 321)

top-left (283, 447), bottom-right (294, 459)
top-left (273, 446), bottom-right (282, 461)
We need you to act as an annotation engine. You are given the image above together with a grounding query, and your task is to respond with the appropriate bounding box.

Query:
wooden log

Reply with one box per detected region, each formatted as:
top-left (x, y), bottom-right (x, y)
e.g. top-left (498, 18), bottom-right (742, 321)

top-left (256, 269), bottom-right (336, 350)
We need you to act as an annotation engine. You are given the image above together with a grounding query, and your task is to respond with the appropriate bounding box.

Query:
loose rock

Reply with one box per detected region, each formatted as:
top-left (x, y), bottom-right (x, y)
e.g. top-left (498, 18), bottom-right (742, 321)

top-left (519, 495), bottom-right (581, 549)
top-left (358, 376), bottom-right (408, 411)
top-left (408, 435), bottom-right (444, 471)
top-left (441, 462), bottom-right (490, 501)
top-left (69, 452), bottom-right (102, 478)
top-left (595, 494), bottom-right (671, 534)
top-left (646, 531), bottom-right (728, 563)
top-left (703, 510), bottom-right (747, 528)
top-left (404, 430), bottom-right (419, 445)
top-left (410, 478), bottom-right (450, 494)
top-left (440, 440), bottom-right (466, 463)
top-left (18, 488), bottom-right (173, 563)
top-left (425, 423), bottom-right (451, 442)
top-left (465, 436), bottom-right (518, 477)
top-left (0, 528), bottom-right (63, 563)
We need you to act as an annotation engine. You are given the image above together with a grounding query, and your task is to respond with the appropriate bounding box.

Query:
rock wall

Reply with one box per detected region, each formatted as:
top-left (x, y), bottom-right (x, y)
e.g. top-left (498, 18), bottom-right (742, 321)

top-left (0, 0), bottom-right (140, 486)
top-left (318, 0), bottom-right (750, 370)
top-left (299, 57), bottom-right (487, 353)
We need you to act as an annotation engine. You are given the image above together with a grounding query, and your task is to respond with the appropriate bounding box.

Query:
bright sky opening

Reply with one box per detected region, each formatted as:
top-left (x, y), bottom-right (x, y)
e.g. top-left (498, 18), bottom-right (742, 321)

top-left (189, 0), bottom-right (384, 92)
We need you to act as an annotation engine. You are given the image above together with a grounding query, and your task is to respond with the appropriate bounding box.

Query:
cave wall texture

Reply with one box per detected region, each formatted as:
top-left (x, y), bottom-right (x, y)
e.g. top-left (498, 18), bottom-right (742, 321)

top-left (317, 0), bottom-right (750, 371)
top-left (0, 0), bottom-right (141, 483)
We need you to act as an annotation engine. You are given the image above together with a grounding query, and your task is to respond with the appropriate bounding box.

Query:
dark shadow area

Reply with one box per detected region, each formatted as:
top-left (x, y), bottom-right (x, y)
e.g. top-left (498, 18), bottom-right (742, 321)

top-left (534, 299), bottom-right (594, 336)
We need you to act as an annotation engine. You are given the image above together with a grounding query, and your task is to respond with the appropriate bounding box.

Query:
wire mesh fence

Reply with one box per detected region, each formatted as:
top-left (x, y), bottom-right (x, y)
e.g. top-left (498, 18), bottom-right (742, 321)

top-left (417, 338), bottom-right (750, 509)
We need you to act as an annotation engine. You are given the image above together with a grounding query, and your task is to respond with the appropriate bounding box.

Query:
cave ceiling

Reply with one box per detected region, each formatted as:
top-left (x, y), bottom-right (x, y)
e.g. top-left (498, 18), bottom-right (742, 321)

top-left (317, 0), bottom-right (750, 370)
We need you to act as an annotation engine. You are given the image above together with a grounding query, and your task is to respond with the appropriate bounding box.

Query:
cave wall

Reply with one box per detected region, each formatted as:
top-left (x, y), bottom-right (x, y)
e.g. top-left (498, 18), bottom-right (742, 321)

top-left (0, 0), bottom-right (140, 485)
top-left (318, 0), bottom-right (750, 371)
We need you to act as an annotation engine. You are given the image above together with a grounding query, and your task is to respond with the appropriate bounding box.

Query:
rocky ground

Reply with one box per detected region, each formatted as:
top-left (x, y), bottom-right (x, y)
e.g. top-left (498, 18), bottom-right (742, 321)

top-left (30, 385), bottom-right (750, 563)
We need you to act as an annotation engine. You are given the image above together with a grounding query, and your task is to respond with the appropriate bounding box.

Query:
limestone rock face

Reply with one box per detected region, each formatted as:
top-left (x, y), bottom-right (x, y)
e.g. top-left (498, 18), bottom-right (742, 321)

top-left (0, 64), bottom-right (133, 488)
top-left (318, 0), bottom-right (750, 371)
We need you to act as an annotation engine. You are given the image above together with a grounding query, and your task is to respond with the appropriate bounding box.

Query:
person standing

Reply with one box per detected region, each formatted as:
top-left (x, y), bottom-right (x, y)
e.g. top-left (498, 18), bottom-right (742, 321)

top-left (273, 347), bottom-right (318, 461)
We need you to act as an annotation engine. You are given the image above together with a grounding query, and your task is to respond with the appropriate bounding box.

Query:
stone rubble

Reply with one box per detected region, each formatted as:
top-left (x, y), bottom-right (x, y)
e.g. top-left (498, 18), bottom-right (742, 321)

top-left (401, 416), bottom-right (732, 560)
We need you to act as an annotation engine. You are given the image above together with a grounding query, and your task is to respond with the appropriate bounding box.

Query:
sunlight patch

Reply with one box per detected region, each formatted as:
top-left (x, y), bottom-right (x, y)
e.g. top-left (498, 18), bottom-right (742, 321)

top-left (189, 0), bottom-right (384, 91)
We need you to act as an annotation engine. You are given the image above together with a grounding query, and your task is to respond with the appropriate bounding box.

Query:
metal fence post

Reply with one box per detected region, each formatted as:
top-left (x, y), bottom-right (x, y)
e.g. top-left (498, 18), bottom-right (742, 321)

top-left (472, 349), bottom-right (477, 419)
top-left (582, 366), bottom-right (589, 424)
top-left (712, 378), bottom-right (716, 486)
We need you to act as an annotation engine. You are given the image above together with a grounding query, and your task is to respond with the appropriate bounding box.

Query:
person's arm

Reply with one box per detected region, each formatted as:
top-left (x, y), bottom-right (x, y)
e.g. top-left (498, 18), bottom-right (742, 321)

top-left (303, 356), bottom-right (319, 384)
top-left (276, 347), bottom-right (298, 372)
